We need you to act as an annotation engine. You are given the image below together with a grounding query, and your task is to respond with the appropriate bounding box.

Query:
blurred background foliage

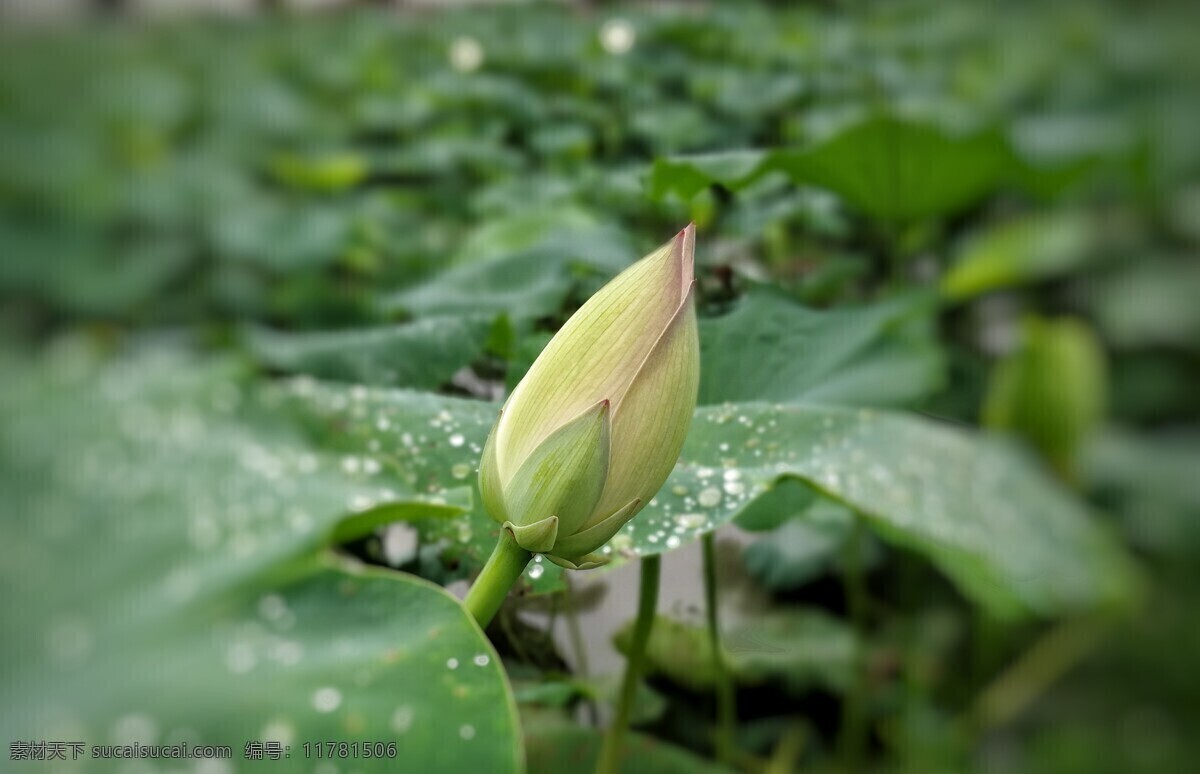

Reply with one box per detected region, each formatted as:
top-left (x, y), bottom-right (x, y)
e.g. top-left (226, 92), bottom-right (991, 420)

top-left (0, 0), bottom-right (1197, 772)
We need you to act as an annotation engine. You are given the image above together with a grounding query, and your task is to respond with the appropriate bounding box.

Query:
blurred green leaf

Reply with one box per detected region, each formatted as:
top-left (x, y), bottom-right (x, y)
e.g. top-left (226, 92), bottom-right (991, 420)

top-left (270, 152), bottom-right (369, 193)
top-left (732, 476), bottom-right (819, 532)
top-left (650, 116), bottom-right (1033, 221)
top-left (523, 713), bottom-right (731, 774)
top-left (983, 316), bottom-right (1108, 474)
top-left (0, 350), bottom-right (521, 771)
top-left (209, 199), bottom-right (353, 272)
top-left (698, 286), bottom-right (945, 407)
top-left (380, 211), bottom-right (634, 319)
top-left (514, 675), bottom-right (666, 726)
top-left (742, 501), bottom-right (855, 591)
top-left (246, 316), bottom-right (493, 389)
top-left (615, 609), bottom-right (858, 695)
top-left (1083, 429), bottom-right (1200, 555)
top-left (942, 211), bottom-right (1096, 300)
top-left (1080, 259), bottom-right (1200, 350)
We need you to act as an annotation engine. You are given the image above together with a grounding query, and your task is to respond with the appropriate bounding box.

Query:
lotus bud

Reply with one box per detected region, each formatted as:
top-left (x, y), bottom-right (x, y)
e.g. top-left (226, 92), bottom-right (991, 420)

top-left (983, 315), bottom-right (1106, 480)
top-left (478, 225), bottom-right (700, 570)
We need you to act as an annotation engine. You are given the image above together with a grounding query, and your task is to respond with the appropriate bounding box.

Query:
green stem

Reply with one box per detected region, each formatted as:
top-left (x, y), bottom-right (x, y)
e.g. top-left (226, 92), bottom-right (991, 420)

top-left (839, 516), bottom-right (869, 770)
top-left (702, 532), bottom-right (736, 764)
top-left (564, 576), bottom-right (599, 726)
top-left (597, 554), bottom-right (660, 774)
top-left (463, 528), bottom-right (532, 629)
top-left (965, 615), bottom-right (1108, 733)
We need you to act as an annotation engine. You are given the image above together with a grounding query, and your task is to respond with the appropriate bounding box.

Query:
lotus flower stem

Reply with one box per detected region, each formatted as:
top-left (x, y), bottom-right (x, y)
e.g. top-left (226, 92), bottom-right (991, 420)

top-left (702, 532), bottom-right (736, 764)
top-left (564, 577), bottom-right (599, 726)
top-left (597, 554), bottom-right (661, 774)
top-left (464, 528), bottom-right (532, 628)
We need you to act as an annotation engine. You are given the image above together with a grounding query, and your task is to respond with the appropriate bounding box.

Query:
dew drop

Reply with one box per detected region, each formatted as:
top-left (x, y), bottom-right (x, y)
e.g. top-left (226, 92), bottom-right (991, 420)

top-left (391, 706), bottom-right (414, 734)
top-left (451, 463), bottom-right (472, 480)
top-left (698, 487), bottom-right (722, 508)
top-left (226, 642), bottom-right (255, 674)
top-left (258, 594), bottom-right (287, 622)
top-left (473, 654), bottom-right (490, 667)
top-left (609, 534), bottom-right (633, 553)
top-left (448, 433), bottom-right (465, 448)
top-left (262, 720), bottom-right (295, 746)
top-left (459, 724), bottom-right (476, 740)
top-left (112, 713), bottom-right (158, 745)
top-left (272, 640), bottom-right (303, 666)
top-left (446, 658), bottom-right (459, 670)
top-left (189, 515), bottom-right (220, 550)
top-left (675, 513), bottom-right (707, 530)
top-left (527, 564), bottom-right (545, 580)
top-left (311, 687), bottom-right (342, 713)
top-left (47, 617), bottom-right (93, 665)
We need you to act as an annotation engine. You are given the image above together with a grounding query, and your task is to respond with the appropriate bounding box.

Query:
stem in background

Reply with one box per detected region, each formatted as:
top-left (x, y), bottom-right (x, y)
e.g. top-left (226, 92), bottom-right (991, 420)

top-left (597, 554), bottom-right (661, 774)
top-left (965, 615), bottom-right (1108, 733)
top-left (702, 532), bottom-right (736, 764)
top-left (839, 515), bottom-right (869, 770)
top-left (463, 528), bottom-right (532, 629)
top-left (565, 576), bottom-right (590, 677)
top-left (564, 576), bottom-right (599, 726)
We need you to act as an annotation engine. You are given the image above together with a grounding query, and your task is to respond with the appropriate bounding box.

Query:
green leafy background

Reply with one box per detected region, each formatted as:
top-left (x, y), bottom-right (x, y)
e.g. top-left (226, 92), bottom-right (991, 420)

top-left (0, 1), bottom-right (1196, 772)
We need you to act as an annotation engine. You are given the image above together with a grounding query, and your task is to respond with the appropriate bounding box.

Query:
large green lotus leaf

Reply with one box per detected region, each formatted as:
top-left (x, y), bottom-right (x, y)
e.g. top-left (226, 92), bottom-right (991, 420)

top-left (649, 116), bottom-right (1023, 221)
top-left (771, 118), bottom-right (1018, 222)
top-left (698, 286), bottom-right (944, 407)
top-left (271, 379), bottom-right (535, 588)
top-left (0, 349), bottom-right (521, 772)
top-left (280, 381), bottom-right (1138, 619)
top-left (245, 315), bottom-right (493, 390)
top-left (646, 403), bottom-right (1139, 619)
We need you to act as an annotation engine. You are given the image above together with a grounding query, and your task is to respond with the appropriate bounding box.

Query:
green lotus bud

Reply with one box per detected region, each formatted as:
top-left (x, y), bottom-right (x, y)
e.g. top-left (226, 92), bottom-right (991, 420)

top-left (983, 315), bottom-right (1106, 479)
top-left (479, 225), bottom-right (701, 569)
